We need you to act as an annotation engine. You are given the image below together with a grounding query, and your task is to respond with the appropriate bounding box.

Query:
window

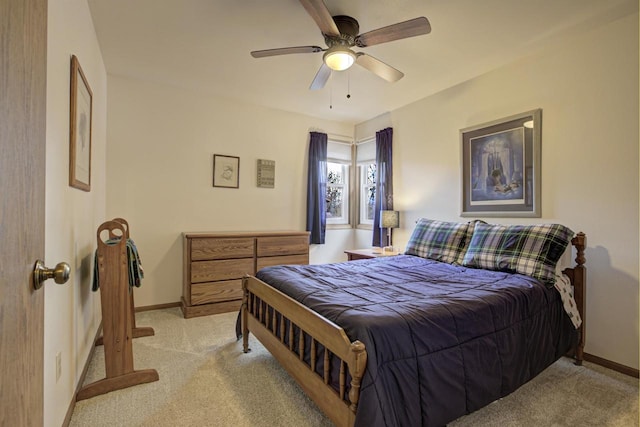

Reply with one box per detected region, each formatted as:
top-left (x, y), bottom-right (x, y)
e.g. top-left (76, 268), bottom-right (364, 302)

top-left (359, 162), bottom-right (377, 225)
top-left (356, 139), bottom-right (376, 228)
top-left (326, 161), bottom-right (350, 225)
top-left (311, 135), bottom-right (384, 232)
top-left (325, 140), bottom-right (352, 227)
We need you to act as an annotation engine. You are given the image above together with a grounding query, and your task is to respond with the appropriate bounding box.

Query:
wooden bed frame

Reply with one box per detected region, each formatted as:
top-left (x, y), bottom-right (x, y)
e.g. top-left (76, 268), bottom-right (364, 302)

top-left (241, 232), bottom-right (586, 427)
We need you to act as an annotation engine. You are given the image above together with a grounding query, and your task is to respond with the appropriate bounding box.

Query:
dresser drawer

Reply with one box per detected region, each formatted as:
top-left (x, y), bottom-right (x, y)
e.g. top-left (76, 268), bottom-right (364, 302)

top-left (256, 235), bottom-right (309, 257)
top-left (191, 279), bottom-right (243, 305)
top-left (191, 258), bottom-right (255, 283)
top-left (191, 237), bottom-right (254, 261)
top-left (257, 254), bottom-right (309, 271)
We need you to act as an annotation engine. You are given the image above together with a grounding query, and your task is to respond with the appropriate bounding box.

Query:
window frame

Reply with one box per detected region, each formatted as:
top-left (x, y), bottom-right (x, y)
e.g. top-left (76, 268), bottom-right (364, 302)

top-left (322, 137), bottom-right (378, 230)
top-left (355, 137), bottom-right (376, 230)
top-left (325, 158), bottom-right (351, 228)
top-left (357, 161), bottom-right (377, 228)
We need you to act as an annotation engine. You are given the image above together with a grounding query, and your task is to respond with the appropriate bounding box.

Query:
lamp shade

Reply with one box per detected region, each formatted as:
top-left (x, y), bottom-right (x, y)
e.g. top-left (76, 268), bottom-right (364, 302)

top-left (380, 210), bottom-right (399, 229)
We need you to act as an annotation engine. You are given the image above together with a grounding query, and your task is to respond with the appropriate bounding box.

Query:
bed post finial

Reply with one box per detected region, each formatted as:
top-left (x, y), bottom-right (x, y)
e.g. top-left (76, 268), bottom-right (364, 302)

top-left (573, 232), bottom-right (586, 267)
top-left (348, 340), bottom-right (367, 413)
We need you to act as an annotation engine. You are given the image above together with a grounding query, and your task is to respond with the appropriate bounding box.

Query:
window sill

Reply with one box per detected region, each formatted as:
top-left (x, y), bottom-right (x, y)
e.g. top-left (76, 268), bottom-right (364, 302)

top-left (327, 224), bottom-right (353, 230)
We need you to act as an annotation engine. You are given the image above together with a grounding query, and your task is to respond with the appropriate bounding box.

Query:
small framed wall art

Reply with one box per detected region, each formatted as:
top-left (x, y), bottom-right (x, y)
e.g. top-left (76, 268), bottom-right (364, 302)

top-left (257, 159), bottom-right (275, 188)
top-left (213, 154), bottom-right (240, 188)
top-left (460, 109), bottom-right (541, 217)
top-left (69, 55), bottom-right (93, 191)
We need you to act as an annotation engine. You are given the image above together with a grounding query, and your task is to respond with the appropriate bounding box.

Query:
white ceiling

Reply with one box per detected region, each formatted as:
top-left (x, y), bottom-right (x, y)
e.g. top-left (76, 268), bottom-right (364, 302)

top-left (87, 0), bottom-right (638, 126)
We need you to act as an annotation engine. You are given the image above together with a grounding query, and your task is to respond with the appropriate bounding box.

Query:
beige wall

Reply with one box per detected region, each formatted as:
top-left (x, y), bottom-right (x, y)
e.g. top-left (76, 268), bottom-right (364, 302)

top-left (106, 75), bottom-right (353, 306)
top-left (45, 0), bottom-right (107, 425)
top-left (356, 13), bottom-right (639, 369)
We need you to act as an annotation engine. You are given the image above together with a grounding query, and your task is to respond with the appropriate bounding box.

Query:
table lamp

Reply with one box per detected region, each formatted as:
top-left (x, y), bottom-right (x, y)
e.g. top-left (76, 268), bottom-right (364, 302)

top-left (380, 210), bottom-right (399, 248)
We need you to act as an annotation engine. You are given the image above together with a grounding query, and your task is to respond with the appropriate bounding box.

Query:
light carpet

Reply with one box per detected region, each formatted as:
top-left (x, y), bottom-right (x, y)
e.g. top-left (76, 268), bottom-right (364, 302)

top-left (69, 308), bottom-right (638, 426)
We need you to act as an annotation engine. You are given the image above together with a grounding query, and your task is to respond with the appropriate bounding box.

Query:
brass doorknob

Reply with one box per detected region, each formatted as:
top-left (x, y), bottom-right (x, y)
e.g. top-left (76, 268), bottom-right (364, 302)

top-left (33, 260), bottom-right (70, 290)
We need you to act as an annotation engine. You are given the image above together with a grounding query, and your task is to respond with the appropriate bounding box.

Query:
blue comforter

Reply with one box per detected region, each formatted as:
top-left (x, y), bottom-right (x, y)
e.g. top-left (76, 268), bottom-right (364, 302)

top-left (254, 255), bottom-right (575, 426)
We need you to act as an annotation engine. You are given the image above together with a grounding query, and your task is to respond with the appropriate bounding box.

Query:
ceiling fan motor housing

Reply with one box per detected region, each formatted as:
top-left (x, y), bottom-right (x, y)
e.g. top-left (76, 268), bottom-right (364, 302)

top-left (323, 15), bottom-right (359, 47)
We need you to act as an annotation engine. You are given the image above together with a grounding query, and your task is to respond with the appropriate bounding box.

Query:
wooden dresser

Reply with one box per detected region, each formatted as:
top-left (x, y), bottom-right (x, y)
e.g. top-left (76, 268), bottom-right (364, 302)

top-left (182, 231), bottom-right (310, 318)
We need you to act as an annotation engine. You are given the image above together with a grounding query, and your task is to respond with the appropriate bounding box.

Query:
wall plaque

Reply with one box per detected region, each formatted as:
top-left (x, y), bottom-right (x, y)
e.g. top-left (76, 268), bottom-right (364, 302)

top-left (257, 159), bottom-right (275, 188)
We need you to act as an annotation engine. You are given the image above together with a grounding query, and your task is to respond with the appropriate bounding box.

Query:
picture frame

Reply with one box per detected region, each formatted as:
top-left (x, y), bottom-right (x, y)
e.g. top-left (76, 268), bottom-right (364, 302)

top-left (256, 159), bottom-right (275, 188)
top-left (213, 154), bottom-right (240, 188)
top-left (460, 109), bottom-right (541, 217)
top-left (69, 55), bottom-right (93, 192)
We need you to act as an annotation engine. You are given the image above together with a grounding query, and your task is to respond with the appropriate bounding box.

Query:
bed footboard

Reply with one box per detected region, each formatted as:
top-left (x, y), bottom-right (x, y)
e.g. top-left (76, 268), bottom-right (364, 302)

top-left (241, 275), bottom-right (366, 427)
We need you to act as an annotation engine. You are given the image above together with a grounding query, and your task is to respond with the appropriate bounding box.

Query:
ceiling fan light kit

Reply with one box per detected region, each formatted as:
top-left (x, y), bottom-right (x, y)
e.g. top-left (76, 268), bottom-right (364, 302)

top-left (250, 0), bottom-right (431, 90)
top-left (323, 46), bottom-right (356, 71)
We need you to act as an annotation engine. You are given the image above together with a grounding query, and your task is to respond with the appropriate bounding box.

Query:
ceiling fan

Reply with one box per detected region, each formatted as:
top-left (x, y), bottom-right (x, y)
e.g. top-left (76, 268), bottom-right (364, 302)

top-left (250, 0), bottom-right (431, 90)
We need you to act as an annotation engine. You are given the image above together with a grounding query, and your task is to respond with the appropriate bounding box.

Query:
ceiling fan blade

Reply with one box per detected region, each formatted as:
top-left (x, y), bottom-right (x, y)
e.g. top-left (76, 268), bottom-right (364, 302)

top-left (251, 46), bottom-right (324, 58)
top-left (298, 0), bottom-right (340, 36)
top-left (309, 63), bottom-right (331, 90)
top-left (356, 53), bottom-right (404, 83)
top-left (355, 17), bottom-right (431, 47)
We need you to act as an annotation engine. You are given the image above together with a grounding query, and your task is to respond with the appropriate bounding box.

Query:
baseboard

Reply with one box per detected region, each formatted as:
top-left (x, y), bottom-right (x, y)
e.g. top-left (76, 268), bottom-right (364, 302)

top-left (62, 320), bottom-right (104, 427)
top-left (584, 352), bottom-right (639, 378)
top-left (135, 301), bottom-right (181, 312)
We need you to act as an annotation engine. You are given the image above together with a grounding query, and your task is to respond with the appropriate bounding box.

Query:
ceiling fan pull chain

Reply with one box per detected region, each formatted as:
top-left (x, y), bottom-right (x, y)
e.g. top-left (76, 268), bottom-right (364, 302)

top-left (329, 80), bottom-right (333, 109)
top-left (347, 71), bottom-right (351, 99)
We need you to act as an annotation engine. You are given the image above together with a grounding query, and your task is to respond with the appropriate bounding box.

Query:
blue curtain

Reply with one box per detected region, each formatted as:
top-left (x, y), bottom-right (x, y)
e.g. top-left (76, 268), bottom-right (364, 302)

top-left (306, 132), bottom-right (328, 244)
top-left (372, 127), bottom-right (393, 247)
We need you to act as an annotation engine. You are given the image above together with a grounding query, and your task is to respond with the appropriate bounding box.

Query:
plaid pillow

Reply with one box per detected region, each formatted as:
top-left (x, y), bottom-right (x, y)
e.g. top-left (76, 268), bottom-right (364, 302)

top-left (405, 219), bottom-right (470, 264)
top-left (456, 219), bottom-right (486, 264)
top-left (461, 223), bottom-right (574, 286)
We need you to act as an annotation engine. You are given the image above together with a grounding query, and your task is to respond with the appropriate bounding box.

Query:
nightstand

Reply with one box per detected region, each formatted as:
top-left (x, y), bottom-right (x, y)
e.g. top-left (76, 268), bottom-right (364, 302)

top-left (344, 248), bottom-right (401, 261)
